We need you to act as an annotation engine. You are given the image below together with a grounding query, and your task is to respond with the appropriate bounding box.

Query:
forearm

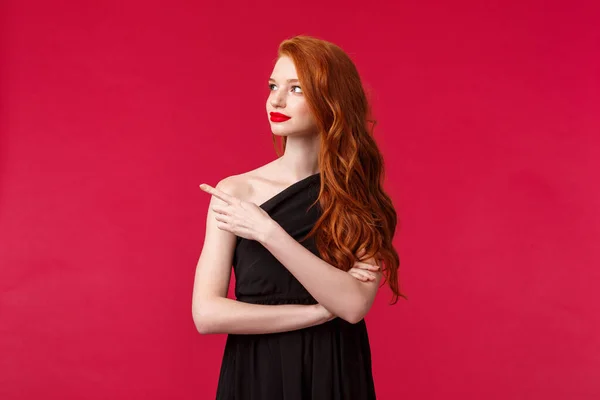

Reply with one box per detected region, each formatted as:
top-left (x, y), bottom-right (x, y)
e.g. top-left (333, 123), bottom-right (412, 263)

top-left (193, 296), bottom-right (328, 335)
top-left (259, 223), bottom-right (369, 323)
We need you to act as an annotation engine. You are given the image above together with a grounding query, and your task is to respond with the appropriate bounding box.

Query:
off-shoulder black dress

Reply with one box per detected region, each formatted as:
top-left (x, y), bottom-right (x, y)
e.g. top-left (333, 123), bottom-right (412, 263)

top-left (215, 172), bottom-right (376, 400)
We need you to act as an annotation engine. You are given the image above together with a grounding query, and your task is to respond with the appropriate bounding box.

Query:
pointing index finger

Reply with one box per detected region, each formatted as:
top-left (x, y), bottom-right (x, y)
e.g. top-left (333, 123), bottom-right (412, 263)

top-left (199, 184), bottom-right (234, 204)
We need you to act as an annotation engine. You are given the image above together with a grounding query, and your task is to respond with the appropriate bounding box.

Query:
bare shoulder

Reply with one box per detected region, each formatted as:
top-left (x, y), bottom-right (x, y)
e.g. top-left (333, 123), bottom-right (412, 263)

top-left (214, 174), bottom-right (246, 198)
top-left (212, 173), bottom-right (255, 205)
top-left (214, 165), bottom-right (276, 204)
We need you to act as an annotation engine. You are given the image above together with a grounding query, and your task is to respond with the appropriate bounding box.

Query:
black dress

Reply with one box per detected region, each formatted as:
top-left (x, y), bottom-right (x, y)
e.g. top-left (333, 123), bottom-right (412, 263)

top-left (215, 172), bottom-right (376, 400)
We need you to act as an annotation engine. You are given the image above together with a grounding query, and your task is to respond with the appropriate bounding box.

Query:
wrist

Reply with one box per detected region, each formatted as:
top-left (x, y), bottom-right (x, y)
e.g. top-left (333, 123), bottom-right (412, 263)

top-left (312, 304), bottom-right (326, 323)
top-left (313, 304), bottom-right (333, 324)
top-left (259, 218), bottom-right (281, 245)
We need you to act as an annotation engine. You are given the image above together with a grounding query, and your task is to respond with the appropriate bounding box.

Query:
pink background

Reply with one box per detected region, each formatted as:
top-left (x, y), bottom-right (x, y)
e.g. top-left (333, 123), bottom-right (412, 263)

top-left (1, 0), bottom-right (599, 399)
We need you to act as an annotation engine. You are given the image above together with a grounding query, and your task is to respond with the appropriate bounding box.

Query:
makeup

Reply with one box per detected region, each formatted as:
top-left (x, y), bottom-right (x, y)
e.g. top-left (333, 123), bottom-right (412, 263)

top-left (270, 112), bottom-right (291, 122)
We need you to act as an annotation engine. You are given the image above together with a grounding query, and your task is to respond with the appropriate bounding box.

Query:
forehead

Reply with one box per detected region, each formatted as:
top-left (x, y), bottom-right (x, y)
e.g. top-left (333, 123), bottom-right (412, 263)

top-left (271, 56), bottom-right (298, 79)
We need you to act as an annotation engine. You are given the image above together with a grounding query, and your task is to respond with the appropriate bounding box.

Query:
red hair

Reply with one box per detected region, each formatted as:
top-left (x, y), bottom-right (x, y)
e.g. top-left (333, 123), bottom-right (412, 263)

top-left (272, 35), bottom-right (406, 304)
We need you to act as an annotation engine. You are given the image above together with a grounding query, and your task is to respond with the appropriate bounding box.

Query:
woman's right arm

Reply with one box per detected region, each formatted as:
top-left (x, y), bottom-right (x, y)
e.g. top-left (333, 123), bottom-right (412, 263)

top-left (191, 176), bottom-right (332, 335)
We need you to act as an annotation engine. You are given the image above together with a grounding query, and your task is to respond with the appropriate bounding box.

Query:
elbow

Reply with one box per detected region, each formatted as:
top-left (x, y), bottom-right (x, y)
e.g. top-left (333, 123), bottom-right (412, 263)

top-left (192, 302), bottom-right (216, 335)
top-left (339, 301), bottom-right (369, 325)
top-left (192, 311), bottom-right (210, 334)
top-left (194, 318), bottom-right (212, 335)
top-left (343, 311), bottom-right (366, 325)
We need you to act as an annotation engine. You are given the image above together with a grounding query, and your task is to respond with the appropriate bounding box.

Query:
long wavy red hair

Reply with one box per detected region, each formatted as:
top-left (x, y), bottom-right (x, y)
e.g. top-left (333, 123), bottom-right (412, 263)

top-left (271, 35), bottom-right (407, 304)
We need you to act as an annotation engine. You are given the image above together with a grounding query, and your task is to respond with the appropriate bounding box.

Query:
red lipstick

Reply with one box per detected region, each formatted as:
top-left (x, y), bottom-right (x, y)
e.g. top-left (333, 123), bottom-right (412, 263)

top-left (270, 112), bottom-right (291, 122)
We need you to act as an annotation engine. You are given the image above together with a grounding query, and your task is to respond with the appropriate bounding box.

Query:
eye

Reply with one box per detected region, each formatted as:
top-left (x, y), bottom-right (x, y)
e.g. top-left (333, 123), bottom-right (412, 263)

top-left (268, 83), bottom-right (302, 93)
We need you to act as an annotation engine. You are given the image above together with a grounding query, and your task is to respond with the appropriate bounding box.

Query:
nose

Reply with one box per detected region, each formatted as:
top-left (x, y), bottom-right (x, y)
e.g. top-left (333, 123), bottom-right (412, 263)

top-left (270, 89), bottom-right (286, 108)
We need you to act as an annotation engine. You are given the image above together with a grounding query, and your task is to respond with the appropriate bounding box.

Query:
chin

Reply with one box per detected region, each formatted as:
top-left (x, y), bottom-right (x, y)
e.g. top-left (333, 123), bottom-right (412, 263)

top-left (270, 124), bottom-right (316, 137)
top-left (270, 125), bottom-right (291, 134)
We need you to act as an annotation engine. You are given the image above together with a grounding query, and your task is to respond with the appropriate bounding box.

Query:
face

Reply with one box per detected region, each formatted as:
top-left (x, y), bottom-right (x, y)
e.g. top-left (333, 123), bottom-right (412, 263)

top-left (266, 56), bottom-right (318, 137)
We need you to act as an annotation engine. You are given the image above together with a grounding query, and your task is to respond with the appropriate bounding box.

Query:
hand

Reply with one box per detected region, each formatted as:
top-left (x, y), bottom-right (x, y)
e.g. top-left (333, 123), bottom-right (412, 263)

top-left (348, 248), bottom-right (381, 282)
top-left (199, 183), bottom-right (276, 242)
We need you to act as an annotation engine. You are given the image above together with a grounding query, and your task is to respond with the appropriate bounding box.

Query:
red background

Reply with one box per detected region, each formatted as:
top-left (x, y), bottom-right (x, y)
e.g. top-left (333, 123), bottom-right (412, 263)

top-left (1, 1), bottom-right (599, 399)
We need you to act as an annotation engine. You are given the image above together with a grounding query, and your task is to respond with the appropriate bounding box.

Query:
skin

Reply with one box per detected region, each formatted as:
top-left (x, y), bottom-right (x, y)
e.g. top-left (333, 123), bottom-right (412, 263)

top-left (192, 56), bottom-right (381, 334)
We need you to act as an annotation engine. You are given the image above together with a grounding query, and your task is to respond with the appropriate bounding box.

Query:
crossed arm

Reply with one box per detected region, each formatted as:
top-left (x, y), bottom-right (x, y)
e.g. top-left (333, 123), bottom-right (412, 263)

top-left (259, 227), bottom-right (382, 324)
top-left (192, 177), bottom-right (381, 335)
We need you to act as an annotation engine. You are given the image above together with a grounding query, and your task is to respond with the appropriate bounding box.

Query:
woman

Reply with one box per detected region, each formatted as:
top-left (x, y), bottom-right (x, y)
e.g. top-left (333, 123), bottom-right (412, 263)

top-left (193, 35), bottom-right (405, 400)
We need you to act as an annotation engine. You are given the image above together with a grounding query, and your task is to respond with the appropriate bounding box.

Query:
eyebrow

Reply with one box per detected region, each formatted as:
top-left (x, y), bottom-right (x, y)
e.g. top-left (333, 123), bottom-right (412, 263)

top-left (268, 78), bottom-right (300, 83)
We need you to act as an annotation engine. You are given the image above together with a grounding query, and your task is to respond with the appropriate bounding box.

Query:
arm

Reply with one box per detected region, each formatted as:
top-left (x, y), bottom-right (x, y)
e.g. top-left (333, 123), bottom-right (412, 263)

top-left (191, 177), bottom-right (332, 335)
top-left (259, 223), bottom-right (382, 324)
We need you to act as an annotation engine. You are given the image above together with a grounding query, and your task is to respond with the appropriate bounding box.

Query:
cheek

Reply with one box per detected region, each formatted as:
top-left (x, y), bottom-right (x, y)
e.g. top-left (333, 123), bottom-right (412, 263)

top-left (294, 102), bottom-right (315, 122)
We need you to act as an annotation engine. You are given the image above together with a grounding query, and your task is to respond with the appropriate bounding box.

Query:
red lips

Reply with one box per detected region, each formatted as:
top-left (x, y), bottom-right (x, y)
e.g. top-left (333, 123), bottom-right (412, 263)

top-left (270, 112), bottom-right (291, 122)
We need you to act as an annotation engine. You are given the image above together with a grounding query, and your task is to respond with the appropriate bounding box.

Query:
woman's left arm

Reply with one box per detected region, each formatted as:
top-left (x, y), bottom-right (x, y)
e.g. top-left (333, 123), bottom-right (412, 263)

top-left (259, 223), bottom-right (381, 324)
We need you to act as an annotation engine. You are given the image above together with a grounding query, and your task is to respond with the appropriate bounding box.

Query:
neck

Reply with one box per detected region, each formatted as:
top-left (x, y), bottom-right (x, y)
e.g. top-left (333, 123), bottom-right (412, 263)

top-left (277, 134), bottom-right (321, 179)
